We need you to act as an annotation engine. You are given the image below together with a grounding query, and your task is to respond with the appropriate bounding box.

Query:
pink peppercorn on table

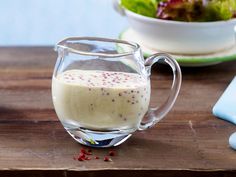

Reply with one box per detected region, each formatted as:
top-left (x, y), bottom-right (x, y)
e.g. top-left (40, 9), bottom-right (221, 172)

top-left (0, 47), bottom-right (236, 177)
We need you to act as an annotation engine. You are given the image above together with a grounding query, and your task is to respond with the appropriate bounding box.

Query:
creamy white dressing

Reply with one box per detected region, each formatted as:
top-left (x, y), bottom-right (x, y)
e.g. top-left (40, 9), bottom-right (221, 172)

top-left (52, 70), bottom-right (150, 130)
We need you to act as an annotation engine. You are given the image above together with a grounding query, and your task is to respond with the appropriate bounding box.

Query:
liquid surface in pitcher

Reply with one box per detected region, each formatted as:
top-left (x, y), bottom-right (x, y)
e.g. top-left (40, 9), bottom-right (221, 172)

top-left (52, 69), bottom-right (150, 130)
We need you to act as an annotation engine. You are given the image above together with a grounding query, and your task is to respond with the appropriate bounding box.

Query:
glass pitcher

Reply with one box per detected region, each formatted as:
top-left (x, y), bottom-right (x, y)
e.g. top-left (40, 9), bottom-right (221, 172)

top-left (52, 37), bottom-right (182, 147)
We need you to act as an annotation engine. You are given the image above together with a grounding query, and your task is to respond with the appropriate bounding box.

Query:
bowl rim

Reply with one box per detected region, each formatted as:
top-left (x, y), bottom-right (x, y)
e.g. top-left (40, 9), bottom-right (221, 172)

top-left (125, 8), bottom-right (236, 26)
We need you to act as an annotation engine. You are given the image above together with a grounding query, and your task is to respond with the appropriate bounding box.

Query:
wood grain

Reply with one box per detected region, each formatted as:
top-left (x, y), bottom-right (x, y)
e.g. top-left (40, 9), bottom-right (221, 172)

top-left (0, 47), bottom-right (236, 177)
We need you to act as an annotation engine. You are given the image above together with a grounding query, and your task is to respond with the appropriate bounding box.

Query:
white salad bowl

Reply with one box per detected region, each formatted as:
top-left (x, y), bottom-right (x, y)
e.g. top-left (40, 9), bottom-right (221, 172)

top-left (114, 0), bottom-right (236, 55)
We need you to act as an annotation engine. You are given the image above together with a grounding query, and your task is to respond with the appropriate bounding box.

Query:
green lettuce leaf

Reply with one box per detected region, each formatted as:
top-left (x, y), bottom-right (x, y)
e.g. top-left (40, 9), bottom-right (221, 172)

top-left (121, 0), bottom-right (158, 17)
top-left (205, 0), bottom-right (236, 21)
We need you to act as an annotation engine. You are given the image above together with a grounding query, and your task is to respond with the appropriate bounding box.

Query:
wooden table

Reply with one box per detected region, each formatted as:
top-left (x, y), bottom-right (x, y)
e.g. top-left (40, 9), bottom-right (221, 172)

top-left (0, 47), bottom-right (236, 177)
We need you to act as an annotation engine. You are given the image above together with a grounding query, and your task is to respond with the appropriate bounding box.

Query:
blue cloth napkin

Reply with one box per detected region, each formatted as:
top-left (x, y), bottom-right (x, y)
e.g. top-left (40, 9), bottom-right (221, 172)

top-left (213, 76), bottom-right (236, 124)
top-left (229, 132), bottom-right (236, 150)
top-left (213, 77), bottom-right (236, 150)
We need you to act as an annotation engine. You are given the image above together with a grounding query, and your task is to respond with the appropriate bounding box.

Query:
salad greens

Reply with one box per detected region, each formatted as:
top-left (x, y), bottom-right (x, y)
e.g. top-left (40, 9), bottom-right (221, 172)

top-left (206, 0), bottom-right (236, 20)
top-left (120, 0), bottom-right (158, 17)
top-left (121, 0), bottom-right (236, 22)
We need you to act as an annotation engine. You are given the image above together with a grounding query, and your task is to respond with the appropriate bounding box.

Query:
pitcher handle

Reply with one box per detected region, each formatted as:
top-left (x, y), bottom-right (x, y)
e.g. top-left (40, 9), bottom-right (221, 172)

top-left (139, 53), bottom-right (182, 130)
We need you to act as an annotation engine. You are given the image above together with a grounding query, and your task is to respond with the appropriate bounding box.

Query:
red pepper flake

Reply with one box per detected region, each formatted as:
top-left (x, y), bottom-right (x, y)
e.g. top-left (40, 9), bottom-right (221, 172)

top-left (80, 148), bottom-right (92, 155)
top-left (79, 152), bottom-right (85, 159)
top-left (74, 148), bottom-right (116, 162)
top-left (94, 156), bottom-right (100, 159)
top-left (104, 156), bottom-right (112, 162)
top-left (80, 148), bottom-right (86, 154)
top-left (73, 153), bottom-right (86, 161)
top-left (109, 150), bottom-right (115, 156)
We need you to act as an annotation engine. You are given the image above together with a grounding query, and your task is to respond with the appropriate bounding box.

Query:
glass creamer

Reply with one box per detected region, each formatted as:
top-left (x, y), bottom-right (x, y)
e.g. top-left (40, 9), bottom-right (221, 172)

top-left (52, 37), bottom-right (181, 147)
